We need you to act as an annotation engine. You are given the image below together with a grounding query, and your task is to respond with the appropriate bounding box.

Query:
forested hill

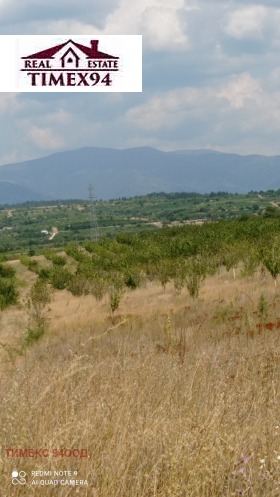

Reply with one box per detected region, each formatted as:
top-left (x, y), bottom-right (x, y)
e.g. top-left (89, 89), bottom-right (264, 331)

top-left (1, 189), bottom-right (280, 254)
top-left (2, 146), bottom-right (280, 202)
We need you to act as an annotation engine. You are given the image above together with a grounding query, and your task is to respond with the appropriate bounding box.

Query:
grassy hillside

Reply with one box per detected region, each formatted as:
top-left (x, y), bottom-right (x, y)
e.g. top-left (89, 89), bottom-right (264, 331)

top-left (1, 259), bottom-right (280, 496)
top-left (1, 217), bottom-right (280, 495)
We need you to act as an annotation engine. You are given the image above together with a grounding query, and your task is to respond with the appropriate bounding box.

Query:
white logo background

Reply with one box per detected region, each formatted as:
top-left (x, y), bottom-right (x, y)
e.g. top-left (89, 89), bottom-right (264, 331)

top-left (0, 35), bottom-right (142, 92)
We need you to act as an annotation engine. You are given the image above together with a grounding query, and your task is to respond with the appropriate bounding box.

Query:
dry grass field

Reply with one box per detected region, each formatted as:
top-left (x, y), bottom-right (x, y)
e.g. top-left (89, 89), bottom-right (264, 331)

top-left (1, 262), bottom-right (280, 496)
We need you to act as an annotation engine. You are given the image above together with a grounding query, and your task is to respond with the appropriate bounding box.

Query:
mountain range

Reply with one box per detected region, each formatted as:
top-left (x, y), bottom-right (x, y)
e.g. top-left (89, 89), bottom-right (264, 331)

top-left (0, 146), bottom-right (280, 204)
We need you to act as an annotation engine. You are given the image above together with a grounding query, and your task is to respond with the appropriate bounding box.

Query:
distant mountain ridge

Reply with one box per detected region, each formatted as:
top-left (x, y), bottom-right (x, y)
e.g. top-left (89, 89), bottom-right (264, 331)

top-left (0, 146), bottom-right (280, 204)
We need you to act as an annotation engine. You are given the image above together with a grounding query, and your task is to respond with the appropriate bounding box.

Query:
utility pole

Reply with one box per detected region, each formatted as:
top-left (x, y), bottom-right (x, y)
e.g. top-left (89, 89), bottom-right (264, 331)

top-left (88, 184), bottom-right (100, 242)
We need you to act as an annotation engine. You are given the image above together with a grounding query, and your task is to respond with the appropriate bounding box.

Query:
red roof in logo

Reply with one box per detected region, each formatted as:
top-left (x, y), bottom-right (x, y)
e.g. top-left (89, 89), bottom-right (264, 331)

top-left (22, 39), bottom-right (119, 60)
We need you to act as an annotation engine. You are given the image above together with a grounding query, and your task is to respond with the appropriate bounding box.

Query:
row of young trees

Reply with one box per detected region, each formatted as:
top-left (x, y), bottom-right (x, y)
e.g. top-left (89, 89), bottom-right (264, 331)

top-left (3, 217), bottom-right (280, 326)
top-left (2, 216), bottom-right (280, 352)
top-left (18, 217), bottom-right (280, 311)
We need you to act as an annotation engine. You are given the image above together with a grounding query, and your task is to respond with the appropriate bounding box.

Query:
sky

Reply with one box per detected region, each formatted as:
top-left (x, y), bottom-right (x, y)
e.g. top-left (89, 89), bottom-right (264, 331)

top-left (0, 0), bottom-right (280, 164)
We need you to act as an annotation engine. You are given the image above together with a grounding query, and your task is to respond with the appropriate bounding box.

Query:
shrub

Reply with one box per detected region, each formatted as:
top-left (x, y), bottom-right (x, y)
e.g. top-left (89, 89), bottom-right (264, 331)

top-left (107, 272), bottom-right (125, 319)
top-left (45, 251), bottom-right (66, 266)
top-left (0, 264), bottom-right (16, 278)
top-left (66, 274), bottom-right (91, 296)
top-left (22, 323), bottom-right (45, 347)
top-left (124, 270), bottom-right (142, 289)
top-left (23, 279), bottom-right (52, 348)
top-left (0, 278), bottom-right (18, 310)
top-left (28, 259), bottom-right (39, 272)
top-left (52, 255), bottom-right (66, 266)
top-left (90, 276), bottom-right (108, 301)
top-left (185, 256), bottom-right (207, 299)
top-left (172, 260), bottom-right (187, 294)
top-left (261, 239), bottom-right (280, 287)
top-left (109, 287), bottom-right (123, 317)
top-left (38, 268), bottom-right (52, 281)
top-left (20, 255), bottom-right (31, 267)
top-left (29, 279), bottom-right (52, 321)
top-left (258, 293), bottom-right (268, 319)
top-left (49, 266), bottom-right (72, 290)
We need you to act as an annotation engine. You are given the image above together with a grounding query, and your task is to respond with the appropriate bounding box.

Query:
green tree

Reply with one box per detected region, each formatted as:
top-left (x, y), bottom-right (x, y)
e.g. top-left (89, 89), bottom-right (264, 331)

top-left (107, 272), bottom-right (125, 321)
top-left (262, 239), bottom-right (280, 288)
top-left (220, 243), bottom-right (241, 279)
top-left (23, 279), bottom-right (52, 347)
top-left (29, 279), bottom-right (52, 321)
top-left (172, 259), bottom-right (187, 294)
top-left (185, 256), bottom-right (207, 299)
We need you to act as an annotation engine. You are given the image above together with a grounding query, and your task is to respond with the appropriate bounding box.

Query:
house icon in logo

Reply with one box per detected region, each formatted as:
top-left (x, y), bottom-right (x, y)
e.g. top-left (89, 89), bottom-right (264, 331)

top-left (61, 47), bottom-right (80, 69)
top-left (22, 39), bottom-right (119, 70)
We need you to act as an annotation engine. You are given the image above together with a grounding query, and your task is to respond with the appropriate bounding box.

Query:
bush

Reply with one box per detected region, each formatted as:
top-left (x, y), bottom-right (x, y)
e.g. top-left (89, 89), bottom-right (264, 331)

top-left (172, 260), bottom-right (187, 294)
top-left (109, 287), bottom-right (123, 317)
top-left (20, 255), bottom-right (31, 267)
top-left (91, 277), bottom-right (108, 301)
top-left (124, 270), bottom-right (142, 289)
top-left (261, 239), bottom-right (280, 287)
top-left (49, 266), bottom-right (72, 290)
top-left (29, 279), bottom-right (52, 320)
top-left (0, 264), bottom-right (16, 278)
top-left (185, 256), bottom-right (207, 299)
top-left (66, 275), bottom-right (91, 296)
top-left (23, 280), bottom-right (52, 348)
top-left (107, 272), bottom-right (125, 319)
top-left (0, 278), bottom-right (18, 310)
top-left (28, 259), bottom-right (39, 273)
top-left (22, 322), bottom-right (45, 347)
top-left (52, 255), bottom-right (66, 266)
top-left (38, 268), bottom-right (52, 281)
top-left (45, 251), bottom-right (66, 266)
top-left (20, 256), bottom-right (39, 273)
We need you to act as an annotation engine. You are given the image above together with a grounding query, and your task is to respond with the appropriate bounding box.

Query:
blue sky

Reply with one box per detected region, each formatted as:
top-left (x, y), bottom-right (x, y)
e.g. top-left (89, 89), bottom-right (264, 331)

top-left (0, 0), bottom-right (280, 164)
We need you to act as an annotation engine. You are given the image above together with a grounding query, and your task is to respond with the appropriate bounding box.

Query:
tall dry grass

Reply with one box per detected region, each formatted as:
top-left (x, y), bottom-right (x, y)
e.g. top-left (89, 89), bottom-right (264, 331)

top-left (1, 269), bottom-right (280, 496)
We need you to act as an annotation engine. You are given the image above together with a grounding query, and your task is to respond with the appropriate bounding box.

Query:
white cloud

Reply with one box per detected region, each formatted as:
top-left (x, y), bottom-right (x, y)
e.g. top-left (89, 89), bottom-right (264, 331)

top-left (0, 150), bottom-right (22, 166)
top-left (12, 6), bottom-right (189, 51)
top-left (2, 0), bottom-right (280, 159)
top-left (126, 87), bottom-right (214, 130)
top-left (141, 7), bottom-right (188, 50)
top-left (123, 70), bottom-right (280, 154)
top-left (218, 73), bottom-right (261, 109)
top-left (1, 0), bottom-right (189, 51)
top-left (103, 0), bottom-right (189, 50)
top-left (30, 19), bottom-right (100, 35)
top-left (0, 93), bottom-right (20, 115)
top-left (27, 125), bottom-right (64, 150)
top-left (44, 109), bottom-right (72, 125)
top-left (224, 5), bottom-right (269, 39)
